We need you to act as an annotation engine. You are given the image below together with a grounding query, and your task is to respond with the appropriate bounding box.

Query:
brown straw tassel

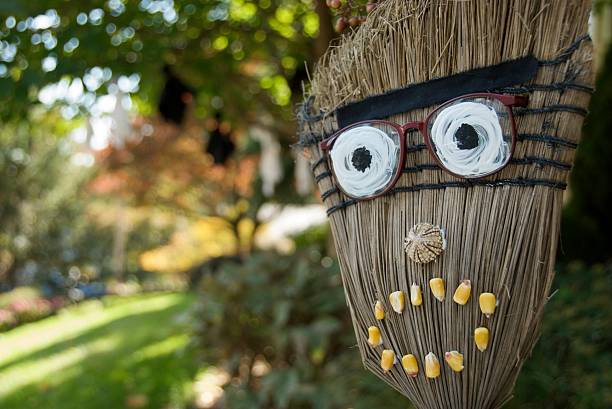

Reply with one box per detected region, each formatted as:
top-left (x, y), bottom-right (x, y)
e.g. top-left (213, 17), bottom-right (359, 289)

top-left (297, 1), bottom-right (594, 408)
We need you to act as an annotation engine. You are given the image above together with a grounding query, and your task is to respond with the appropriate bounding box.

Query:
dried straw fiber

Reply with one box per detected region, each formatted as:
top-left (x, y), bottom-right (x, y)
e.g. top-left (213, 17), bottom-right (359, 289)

top-left (297, 1), bottom-right (594, 408)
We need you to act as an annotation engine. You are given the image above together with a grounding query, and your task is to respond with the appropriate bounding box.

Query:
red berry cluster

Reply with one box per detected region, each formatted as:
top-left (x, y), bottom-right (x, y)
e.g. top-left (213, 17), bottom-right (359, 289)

top-left (326, 0), bottom-right (382, 33)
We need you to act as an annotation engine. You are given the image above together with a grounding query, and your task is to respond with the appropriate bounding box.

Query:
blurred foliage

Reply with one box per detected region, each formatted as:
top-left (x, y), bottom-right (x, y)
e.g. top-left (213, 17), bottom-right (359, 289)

top-left (0, 286), bottom-right (51, 331)
top-left (561, 44), bottom-right (612, 264)
top-left (0, 285), bottom-right (41, 308)
top-left (0, 1), bottom-right (333, 286)
top-left (0, 286), bottom-right (63, 332)
top-left (510, 262), bottom-right (612, 408)
top-left (89, 118), bottom-right (266, 239)
top-left (0, 112), bottom-right (180, 287)
top-left (0, 0), bottom-right (323, 124)
top-left (291, 222), bottom-right (329, 251)
top-left (195, 244), bottom-right (406, 409)
top-left (139, 216), bottom-right (250, 273)
top-left (0, 111), bottom-right (96, 287)
top-left (0, 295), bottom-right (63, 331)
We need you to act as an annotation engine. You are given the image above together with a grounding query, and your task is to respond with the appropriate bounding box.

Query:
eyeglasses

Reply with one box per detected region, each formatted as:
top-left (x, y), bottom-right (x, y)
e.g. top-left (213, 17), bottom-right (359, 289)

top-left (319, 93), bottom-right (529, 200)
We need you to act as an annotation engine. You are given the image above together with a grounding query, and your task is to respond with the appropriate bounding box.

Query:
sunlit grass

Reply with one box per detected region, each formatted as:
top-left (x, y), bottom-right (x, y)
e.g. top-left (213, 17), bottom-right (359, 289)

top-left (0, 292), bottom-right (198, 409)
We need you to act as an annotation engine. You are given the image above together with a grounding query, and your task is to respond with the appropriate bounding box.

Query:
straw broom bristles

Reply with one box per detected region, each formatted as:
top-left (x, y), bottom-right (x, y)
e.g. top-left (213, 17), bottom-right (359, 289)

top-left (299, 1), bottom-right (594, 408)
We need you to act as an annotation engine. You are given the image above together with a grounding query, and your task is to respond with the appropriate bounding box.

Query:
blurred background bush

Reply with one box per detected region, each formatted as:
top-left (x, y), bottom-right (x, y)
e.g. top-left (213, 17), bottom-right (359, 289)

top-left (0, 1), bottom-right (610, 408)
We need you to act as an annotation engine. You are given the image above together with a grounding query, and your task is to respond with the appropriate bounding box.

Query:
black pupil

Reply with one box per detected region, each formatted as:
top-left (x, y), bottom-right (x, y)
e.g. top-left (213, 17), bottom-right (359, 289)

top-left (455, 123), bottom-right (479, 150)
top-left (352, 147), bottom-right (372, 172)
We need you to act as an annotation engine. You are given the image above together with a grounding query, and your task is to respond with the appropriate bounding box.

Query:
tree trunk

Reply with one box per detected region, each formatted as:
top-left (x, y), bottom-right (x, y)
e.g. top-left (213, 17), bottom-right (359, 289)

top-left (314, 0), bottom-right (336, 60)
top-left (594, 2), bottom-right (612, 72)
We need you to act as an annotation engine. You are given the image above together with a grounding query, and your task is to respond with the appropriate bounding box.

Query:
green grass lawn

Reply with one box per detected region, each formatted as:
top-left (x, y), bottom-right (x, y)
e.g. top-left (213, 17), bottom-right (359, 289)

top-left (0, 292), bottom-right (199, 409)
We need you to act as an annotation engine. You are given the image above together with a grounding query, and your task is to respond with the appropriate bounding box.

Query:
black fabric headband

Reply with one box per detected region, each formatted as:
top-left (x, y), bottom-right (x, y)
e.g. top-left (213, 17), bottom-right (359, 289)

top-left (336, 55), bottom-right (539, 128)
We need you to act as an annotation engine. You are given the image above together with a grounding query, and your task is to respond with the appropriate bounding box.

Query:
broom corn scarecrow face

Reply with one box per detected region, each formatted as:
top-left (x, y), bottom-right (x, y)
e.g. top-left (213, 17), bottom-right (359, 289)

top-left (297, 1), bottom-right (594, 408)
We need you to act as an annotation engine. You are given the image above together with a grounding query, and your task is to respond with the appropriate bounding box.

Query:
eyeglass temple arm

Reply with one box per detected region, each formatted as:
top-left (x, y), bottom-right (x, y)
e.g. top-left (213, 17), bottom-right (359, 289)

top-left (498, 94), bottom-right (529, 107)
top-left (319, 136), bottom-right (335, 151)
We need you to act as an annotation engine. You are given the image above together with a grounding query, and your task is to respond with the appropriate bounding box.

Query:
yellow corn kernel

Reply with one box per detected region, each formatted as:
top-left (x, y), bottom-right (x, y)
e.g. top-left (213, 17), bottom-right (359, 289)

top-left (389, 290), bottom-right (405, 313)
top-left (367, 326), bottom-right (382, 347)
top-left (444, 351), bottom-right (464, 372)
top-left (374, 301), bottom-right (385, 320)
top-left (474, 327), bottom-right (490, 352)
top-left (479, 292), bottom-right (497, 317)
top-left (425, 352), bottom-right (440, 378)
top-left (402, 354), bottom-right (419, 377)
top-left (381, 349), bottom-right (396, 372)
top-left (429, 278), bottom-right (445, 302)
top-left (410, 283), bottom-right (422, 306)
top-left (452, 279), bottom-right (472, 305)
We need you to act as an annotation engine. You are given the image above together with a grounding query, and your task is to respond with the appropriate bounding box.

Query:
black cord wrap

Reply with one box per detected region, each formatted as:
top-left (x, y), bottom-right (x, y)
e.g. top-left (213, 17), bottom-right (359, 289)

top-left (298, 95), bottom-right (325, 122)
top-left (518, 133), bottom-right (578, 149)
top-left (325, 179), bottom-right (567, 215)
top-left (498, 82), bottom-right (594, 94)
top-left (314, 171), bottom-right (331, 183)
top-left (310, 156), bottom-right (327, 171)
top-left (538, 34), bottom-right (591, 66)
top-left (514, 105), bottom-right (588, 117)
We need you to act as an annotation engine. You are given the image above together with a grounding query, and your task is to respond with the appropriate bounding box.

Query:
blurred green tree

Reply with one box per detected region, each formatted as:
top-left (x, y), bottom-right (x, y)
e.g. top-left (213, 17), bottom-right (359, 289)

top-left (0, 0), bottom-right (330, 127)
top-left (0, 112), bottom-right (178, 287)
top-left (510, 262), bottom-right (612, 408)
top-left (0, 111), bottom-right (92, 286)
top-left (560, 43), bottom-right (612, 264)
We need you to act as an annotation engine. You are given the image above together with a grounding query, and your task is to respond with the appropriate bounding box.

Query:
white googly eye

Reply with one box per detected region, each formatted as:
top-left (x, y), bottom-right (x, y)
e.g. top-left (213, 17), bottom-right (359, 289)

top-left (428, 98), bottom-right (513, 178)
top-left (329, 124), bottom-right (401, 199)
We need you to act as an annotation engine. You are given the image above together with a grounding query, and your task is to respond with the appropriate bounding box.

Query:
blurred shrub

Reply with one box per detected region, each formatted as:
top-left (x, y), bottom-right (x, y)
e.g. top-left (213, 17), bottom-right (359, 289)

top-left (0, 286), bottom-right (42, 308)
top-left (510, 262), bottom-right (612, 408)
top-left (9, 297), bottom-right (54, 323)
top-left (106, 276), bottom-right (188, 296)
top-left (0, 293), bottom-right (64, 332)
top-left (141, 276), bottom-right (188, 293)
top-left (0, 286), bottom-right (53, 331)
top-left (0, 308), bottom-right (17, 331)
top-left (194, 246), bottom-right (406, 409)
top-left (291, 224), bottom-right (330, 252)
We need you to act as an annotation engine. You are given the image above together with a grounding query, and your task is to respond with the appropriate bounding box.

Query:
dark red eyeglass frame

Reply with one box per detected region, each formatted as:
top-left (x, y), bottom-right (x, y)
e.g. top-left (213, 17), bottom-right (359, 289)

top-left (319, 93), bottom-right (529, 200)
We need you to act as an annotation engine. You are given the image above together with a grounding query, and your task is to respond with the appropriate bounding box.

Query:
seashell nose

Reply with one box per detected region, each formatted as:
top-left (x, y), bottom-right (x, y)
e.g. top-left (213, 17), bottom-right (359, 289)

top-left (403, 222), bottom-right (447, 264)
